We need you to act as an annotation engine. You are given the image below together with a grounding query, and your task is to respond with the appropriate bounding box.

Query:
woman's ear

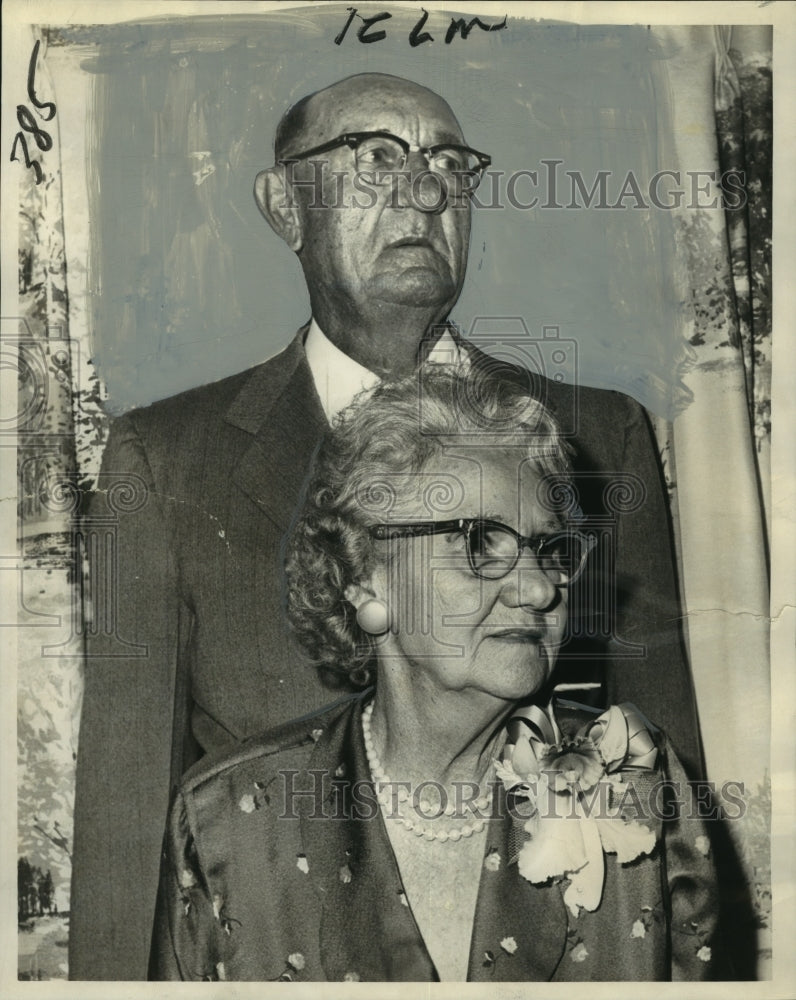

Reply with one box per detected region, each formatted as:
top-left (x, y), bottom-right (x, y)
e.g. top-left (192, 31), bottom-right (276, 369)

top-left (345, 581), bottom-right (390, 637)
top-left (343, 581), bottom-right (375, 610)
top-left (253, 167), bottom-right (303, 252)
top-left (344, 562), bottom-right (389, 610)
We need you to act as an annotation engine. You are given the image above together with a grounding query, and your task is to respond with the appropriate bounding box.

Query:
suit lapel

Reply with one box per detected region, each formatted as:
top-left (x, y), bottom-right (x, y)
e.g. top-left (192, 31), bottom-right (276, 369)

top-left (228, 329), bottom-right (565, 534)
top-left (468, 787), bottom-right (569, 981)
top-left (299, 697), bottom-right (437, 982)
top-left (228, 328), bottom-right (328, 530)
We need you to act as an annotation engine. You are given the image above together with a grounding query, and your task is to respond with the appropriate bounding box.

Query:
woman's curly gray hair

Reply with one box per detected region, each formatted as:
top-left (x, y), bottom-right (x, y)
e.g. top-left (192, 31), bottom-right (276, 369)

top-left (285, 363), bottom-right (573, 688)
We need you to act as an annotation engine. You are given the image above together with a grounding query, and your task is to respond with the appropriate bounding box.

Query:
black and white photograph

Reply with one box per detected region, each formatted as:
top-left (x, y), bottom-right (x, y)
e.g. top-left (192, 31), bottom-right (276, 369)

top-left (2, 0), bottom-right (793, 993)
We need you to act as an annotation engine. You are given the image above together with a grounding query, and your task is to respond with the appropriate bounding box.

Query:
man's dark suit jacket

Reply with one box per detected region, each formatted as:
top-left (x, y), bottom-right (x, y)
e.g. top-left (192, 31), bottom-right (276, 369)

top-left (70, 328), bottom-right (701, 979)
top-left (150, 694), bottom-right (720, 982)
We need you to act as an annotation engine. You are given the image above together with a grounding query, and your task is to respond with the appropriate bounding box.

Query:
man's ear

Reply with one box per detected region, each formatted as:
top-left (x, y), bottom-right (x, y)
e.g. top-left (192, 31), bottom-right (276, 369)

top-left (253, 167), bottom-right (304, 252)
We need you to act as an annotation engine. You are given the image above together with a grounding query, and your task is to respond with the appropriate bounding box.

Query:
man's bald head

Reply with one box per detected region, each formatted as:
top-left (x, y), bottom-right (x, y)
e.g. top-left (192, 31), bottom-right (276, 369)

top-left (274, 73), bottom-right (465, 160)
top-left (258, 72), bottom-right (475, 376)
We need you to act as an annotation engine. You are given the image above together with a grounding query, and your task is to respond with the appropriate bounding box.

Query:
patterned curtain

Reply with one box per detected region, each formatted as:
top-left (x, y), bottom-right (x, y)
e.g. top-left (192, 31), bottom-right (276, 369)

top-left (14, 26), bottom-right (106, 980)
top-left (650, 25), bottom-right (772, 975)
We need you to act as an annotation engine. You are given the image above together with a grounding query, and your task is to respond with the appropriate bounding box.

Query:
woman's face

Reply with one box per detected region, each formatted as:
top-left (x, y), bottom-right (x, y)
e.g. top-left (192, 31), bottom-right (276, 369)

top-left (367, 448), bottom-right (569, 704)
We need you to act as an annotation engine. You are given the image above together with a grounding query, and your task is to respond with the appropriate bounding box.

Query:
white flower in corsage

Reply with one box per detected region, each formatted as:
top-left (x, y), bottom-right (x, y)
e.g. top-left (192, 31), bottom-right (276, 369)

top-left (495, 702), bottom-right (659, 917)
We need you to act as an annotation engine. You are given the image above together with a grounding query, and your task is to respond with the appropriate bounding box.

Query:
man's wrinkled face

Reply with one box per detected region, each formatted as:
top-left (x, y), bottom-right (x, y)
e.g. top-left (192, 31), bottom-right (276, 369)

top-left (287, 81), bottom-right (472, 315)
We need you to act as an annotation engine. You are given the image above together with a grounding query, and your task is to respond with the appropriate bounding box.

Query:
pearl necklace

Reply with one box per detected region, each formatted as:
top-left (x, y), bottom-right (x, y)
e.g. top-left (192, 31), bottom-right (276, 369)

top-left (361, 700), bottom-right (493, 844)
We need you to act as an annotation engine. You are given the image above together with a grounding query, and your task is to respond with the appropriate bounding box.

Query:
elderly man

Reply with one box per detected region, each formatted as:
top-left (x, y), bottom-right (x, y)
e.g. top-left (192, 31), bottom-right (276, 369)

top-left (70, 73), bottom-right (700, 980)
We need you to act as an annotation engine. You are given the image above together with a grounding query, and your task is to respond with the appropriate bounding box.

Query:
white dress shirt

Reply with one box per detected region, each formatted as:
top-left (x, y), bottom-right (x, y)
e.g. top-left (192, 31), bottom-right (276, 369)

top-left (304, 318), bottom-right (467, 423)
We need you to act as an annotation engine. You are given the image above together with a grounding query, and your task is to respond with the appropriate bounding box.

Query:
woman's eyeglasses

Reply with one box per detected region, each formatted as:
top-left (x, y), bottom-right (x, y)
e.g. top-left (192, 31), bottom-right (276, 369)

top-left (369, 518), bottom-right (595, 585)
top-left (278, 130), bottom-right (491, 193)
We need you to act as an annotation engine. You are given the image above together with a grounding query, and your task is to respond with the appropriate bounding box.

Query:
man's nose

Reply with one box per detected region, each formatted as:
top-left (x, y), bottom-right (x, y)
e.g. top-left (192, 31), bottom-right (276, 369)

top-left (390, 153), bottom-right (450, 215)
top-left (497, 554), bottom-right (561, 613)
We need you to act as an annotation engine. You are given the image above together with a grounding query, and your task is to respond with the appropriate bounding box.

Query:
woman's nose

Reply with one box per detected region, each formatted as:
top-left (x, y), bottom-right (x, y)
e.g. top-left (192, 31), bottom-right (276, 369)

top-left (497, 554), bottom-right (562, 613)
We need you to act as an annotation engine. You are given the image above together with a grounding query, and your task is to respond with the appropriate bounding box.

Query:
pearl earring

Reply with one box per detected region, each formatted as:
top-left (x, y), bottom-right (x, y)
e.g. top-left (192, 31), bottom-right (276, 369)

top-left (356, 599), bottom-right (389, 635)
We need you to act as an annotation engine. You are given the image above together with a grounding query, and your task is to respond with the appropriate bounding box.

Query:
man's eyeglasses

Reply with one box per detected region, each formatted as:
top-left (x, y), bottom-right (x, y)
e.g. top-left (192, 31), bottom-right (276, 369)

top-left (278, 130), bottom-right (491, 192)
top-left (369, 518), bottom-right (595, 585)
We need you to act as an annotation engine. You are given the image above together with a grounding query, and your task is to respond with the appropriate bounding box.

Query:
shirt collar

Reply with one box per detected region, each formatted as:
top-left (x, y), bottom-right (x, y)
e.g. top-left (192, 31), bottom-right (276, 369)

top-left (305, 318), bottom-right (467, 422)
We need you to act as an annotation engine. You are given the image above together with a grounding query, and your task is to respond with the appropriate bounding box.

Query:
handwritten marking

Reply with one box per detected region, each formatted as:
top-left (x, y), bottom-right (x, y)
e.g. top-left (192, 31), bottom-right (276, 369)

top-left (10, 40), bottom-right (57, 186)
top-left (335, 7), bottom-right (507, 46)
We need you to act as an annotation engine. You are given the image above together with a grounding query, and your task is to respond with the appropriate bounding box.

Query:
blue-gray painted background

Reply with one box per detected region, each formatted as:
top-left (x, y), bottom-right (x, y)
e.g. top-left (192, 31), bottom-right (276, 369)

top-left (71, 8), bottom-right (690, 416)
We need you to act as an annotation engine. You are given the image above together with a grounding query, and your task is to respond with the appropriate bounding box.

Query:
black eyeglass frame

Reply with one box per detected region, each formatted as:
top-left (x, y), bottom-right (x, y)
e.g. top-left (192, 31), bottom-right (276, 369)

top-left (277, 130), bottom-right (492, 185)
top-left (368, 518), bottom-right (595, 585)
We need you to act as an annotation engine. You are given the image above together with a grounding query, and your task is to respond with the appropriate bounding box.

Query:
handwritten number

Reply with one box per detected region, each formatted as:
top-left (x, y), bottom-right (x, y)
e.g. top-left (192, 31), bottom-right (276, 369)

top-left (27, 40), bottom-right (56, 121)
top-left (334, 8), bottom-right (393, 44)
top-left (10, 134), bottom-right (43, 185)
top-left (357, 11), bottom-right (391, 43)
top-left (335, 9), bottom-right (507, 45)
top-left (17, 105), bottom-right (53, 151)
top-left (10, 39), bottom-right (56, 185)
top-left (334, 7), bottom-right (358, 45)
top-left (409, 9), bottom-right (434, 47)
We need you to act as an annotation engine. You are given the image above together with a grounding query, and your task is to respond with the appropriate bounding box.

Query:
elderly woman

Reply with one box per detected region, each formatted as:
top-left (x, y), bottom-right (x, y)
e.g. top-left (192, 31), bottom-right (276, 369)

top-left (151, 367), bottom-right (721, 982)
